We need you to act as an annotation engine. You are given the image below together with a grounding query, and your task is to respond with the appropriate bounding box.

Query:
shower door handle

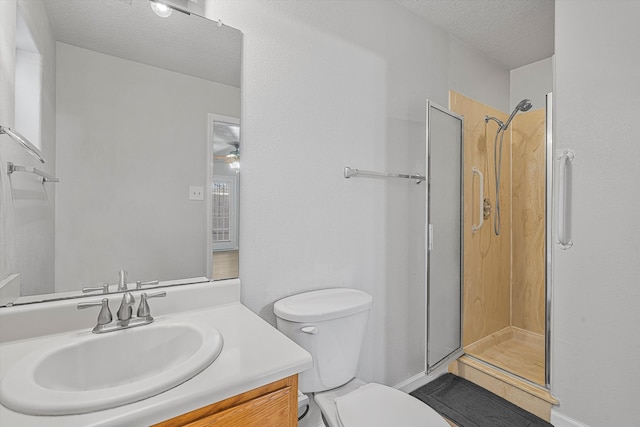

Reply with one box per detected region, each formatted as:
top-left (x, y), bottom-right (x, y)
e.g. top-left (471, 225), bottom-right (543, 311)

top-left (471, 167), bottom-right (484, 233)
top-left (557, 150), bottom-right (574, 249)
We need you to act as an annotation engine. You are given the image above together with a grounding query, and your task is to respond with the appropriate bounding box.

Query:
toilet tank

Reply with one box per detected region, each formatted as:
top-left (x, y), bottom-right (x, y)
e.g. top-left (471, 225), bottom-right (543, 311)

top-left (274, 288), bottom-right (373, 393)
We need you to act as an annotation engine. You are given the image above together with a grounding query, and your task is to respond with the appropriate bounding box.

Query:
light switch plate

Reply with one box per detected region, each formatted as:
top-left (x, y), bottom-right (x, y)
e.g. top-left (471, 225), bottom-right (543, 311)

top-left (189, 186), bottom-right (204, 201)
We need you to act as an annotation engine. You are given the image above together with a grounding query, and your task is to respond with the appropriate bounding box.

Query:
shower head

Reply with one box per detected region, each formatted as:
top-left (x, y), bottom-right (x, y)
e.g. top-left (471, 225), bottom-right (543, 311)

top-left (502, 99), bottom-right (532, 131)
top-left (516, 98), bottom-right (533, 111)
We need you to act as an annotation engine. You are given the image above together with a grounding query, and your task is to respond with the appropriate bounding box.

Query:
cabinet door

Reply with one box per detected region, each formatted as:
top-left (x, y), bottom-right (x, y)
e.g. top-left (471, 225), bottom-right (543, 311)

top-left (153, 375), bottom-right (297, 427)
top-left (186, 387), bottom-right (293, 427)
top-left (426, 100), bottom-right (463, 373)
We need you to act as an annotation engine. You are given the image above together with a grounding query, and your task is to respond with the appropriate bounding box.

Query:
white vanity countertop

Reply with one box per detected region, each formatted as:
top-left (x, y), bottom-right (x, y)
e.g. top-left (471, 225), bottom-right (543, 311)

top-left (0, 281), bottom-right (312, 426)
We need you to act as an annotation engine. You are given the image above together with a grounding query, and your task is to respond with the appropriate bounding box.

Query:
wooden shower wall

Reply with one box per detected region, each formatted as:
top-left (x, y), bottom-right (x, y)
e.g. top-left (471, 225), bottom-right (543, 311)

top-left (449, 91), bottom-right (546, 345)
top-left (511, 110), bottom-right (546, 335)
top-left (450, 91), bottom-right (511, 347)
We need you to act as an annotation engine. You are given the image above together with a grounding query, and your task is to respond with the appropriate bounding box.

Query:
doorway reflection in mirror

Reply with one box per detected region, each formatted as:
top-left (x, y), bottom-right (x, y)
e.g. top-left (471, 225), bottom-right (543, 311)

top-left (209, 117), bottom-right (240, 280)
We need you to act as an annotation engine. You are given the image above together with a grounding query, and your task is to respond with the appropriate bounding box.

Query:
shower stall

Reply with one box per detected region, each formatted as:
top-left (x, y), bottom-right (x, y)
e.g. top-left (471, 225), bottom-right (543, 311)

top-left (449, 90), bottom-right (550, 388)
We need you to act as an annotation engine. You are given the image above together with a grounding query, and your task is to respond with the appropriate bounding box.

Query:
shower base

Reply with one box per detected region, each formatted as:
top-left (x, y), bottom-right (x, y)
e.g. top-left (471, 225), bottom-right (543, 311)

top-left (464, 326), bottom-right (544, 385)
top-left (448, 354), bottom-right (558, 422)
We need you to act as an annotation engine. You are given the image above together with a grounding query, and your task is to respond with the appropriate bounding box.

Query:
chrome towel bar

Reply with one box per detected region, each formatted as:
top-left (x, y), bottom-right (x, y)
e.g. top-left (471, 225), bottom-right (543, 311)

top-left (344, 166), bottom-right (425, 184)
top-left (1, 125), bottom-right (45, 164)
top-left (7, 162), bottom-right (59, 183)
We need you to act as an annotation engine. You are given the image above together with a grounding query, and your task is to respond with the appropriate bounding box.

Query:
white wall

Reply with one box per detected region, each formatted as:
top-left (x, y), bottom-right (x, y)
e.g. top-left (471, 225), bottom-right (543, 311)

top-left (0, 0), bottom-right (18, 285)
top-left (209, 0), bottom-right (509, 387)
top-left (55, 43), bottom-right (240, 291)
top-left (0, 0), bottom-right (56, 297)
top-left (510, 57), bottom-right (553, 111)
top-left (450, 39), bottom-right (510, 112)
top-left (553, 1), bottom-right (640, 425)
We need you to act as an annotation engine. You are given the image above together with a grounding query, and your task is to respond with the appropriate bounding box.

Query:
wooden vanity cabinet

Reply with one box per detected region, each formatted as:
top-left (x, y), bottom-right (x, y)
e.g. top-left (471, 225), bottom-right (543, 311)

top-left (152, 375), bottom-right (298, 427)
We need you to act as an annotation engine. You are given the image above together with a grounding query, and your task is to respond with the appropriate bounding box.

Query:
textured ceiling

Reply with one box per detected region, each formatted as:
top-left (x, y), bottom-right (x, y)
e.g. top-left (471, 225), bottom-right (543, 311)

top-left (44, 0), bottom-right (241, 87)
top-left (396, 0), bottom-right (554, 69)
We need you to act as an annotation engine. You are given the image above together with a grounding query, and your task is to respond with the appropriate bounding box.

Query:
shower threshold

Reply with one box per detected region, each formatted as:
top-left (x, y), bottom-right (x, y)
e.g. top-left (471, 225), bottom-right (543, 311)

top-left (464, 326), bottom-right (545, 386)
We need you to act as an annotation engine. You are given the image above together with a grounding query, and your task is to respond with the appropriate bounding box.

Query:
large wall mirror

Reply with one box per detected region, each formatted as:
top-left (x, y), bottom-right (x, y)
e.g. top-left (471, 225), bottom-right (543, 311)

top-left (2, 0), bottom-right (241, 306)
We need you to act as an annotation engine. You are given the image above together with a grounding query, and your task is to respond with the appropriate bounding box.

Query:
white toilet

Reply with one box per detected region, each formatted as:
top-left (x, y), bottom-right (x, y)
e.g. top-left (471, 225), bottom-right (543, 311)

top-left (274, 288), bottom-right (449, 427)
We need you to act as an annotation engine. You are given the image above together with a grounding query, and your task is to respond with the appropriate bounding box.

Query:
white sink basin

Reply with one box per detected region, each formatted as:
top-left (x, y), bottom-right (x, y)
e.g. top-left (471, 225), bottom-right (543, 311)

top-left (0, 317), bottom-right (223, 415)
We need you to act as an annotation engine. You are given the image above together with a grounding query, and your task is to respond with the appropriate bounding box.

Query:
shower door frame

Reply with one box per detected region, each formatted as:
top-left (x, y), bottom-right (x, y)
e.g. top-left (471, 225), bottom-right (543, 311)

top-left (425, 100), bottom-right (464, 374)
top-left (544, 92), bottom-right (553, 389)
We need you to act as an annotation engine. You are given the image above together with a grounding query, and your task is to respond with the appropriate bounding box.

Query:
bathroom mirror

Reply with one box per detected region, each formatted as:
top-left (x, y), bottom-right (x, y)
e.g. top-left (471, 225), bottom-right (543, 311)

top-left (1, 0), bottom-right (241, 306)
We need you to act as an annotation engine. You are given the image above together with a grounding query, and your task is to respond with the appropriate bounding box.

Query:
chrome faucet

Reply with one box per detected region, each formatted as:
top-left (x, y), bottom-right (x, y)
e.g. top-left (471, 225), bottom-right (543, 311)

top-left (78, 291), bottom-right (167, 334)
top-left (117, 270), bottom-right (128, 292)
top-left (116, 292), bottom-right (135, 322)
top-left (84, 274), bottom-right (158, 295)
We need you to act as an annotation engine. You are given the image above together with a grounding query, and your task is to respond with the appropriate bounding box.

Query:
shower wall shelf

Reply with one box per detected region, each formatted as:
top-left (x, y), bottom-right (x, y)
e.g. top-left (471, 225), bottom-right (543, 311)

top-left (7, 162), bottom-right (59, 183)
top-left (0, 125), bottom-right (45, 164)
top-left (344, 166), bottom-right (425, 184)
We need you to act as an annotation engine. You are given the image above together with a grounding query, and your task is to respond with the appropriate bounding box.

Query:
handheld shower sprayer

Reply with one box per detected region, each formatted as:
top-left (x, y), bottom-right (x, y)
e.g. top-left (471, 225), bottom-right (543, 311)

top-left (484, 99), bottom-right (532, 132)
top-left (485, 99), bottom-right (533, 236)
top-left (502, 99), bottom-right (532, 131)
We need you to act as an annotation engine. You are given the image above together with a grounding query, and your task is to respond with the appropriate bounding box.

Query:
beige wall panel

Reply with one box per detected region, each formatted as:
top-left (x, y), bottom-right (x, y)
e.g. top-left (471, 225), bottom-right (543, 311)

top-left (449, 91), bottom-right (511, 346)
top-left (511, 110), bottom-right (546, 334)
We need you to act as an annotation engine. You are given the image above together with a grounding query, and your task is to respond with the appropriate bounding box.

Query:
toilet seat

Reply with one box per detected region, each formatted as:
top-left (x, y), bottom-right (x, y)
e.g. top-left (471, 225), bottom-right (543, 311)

top-left (335, 383), bottom-right (449, 427)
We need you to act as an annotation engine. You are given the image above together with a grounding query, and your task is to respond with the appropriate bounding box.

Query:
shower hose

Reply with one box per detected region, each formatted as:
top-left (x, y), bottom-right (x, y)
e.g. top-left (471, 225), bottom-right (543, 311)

top-left (493, 126), bottom-right (506, 236)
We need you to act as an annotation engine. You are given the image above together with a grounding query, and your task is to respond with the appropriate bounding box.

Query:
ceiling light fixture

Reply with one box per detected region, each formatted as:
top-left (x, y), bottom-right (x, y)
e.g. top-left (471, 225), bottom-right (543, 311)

top-left (150, 0), bottom-right (173, 18)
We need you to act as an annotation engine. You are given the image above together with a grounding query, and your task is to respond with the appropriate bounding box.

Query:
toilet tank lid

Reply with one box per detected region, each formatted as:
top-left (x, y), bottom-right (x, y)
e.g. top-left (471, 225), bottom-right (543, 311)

top-left (274, 288), bottom-right (373, 322)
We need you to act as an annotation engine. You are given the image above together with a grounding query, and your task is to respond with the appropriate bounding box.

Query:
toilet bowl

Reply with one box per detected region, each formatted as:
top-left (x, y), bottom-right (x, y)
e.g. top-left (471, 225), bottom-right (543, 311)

top-left (274, 288), bottom-right (449, 427)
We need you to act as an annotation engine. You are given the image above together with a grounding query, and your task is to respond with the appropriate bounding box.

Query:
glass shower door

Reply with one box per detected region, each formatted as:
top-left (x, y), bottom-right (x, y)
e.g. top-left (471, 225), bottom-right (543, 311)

top-left (426, 100), bottom-right (464, 373)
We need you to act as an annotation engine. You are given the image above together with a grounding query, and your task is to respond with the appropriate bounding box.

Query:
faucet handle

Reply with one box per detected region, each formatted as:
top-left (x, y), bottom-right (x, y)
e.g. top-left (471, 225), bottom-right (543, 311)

top-left (135, 280), bottom-right (160, 290)
top-left (117, 270), bottom-right (128, 292)
top-left (78, 298), bottom-right (113, 332)
top-left (82, 283), bottom-right (110, 294)
top-left (137, 291), bottom-right (167, 320)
